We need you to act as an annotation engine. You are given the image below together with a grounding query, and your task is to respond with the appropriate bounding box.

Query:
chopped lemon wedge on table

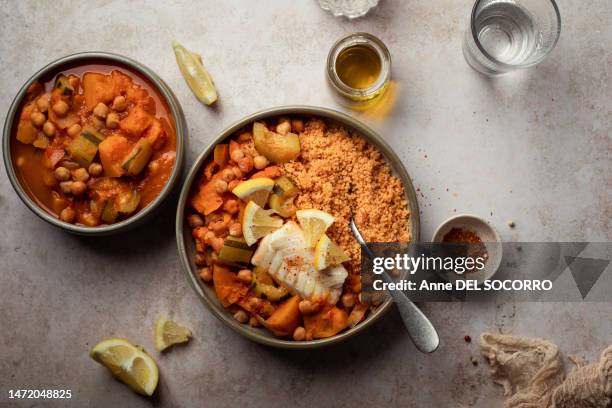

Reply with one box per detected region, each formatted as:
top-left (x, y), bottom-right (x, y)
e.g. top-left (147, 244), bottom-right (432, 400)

top-left (296, 209), bottom-right (335, 248)
top-left (172, 40), bottom-right (217, 105)
top-left (242, 201), bottom-right (283, 246)
top-left (314, 234), bottom-right (351, 271)
top-left (155, 317), bottom-right (192, 352)
top-left (90, 338), bottom-right (159, 396)
top-left (232, 178), bottom-right (275, 207)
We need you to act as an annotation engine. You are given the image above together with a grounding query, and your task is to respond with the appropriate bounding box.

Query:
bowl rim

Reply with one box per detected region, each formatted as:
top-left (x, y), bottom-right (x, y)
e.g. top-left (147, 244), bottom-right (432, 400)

top-left (176, 105), bottom-right (420, 349)
top-left (2, 51), bottom-right (186, 236)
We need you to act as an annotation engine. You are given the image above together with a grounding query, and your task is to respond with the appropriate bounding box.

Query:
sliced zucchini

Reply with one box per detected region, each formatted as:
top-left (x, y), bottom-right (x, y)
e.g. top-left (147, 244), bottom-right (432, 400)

top-left (117, 190), bottom-right (140, 215)
top-left (55, 74), bottom-right (74, 96)
top-left (67, 126), bottom-right (104, 167)
top-left (101, 199), bottom-right (118, 224)
top-left (272, 176), bottom-right (298, 198)
top-left (252, 266), bottom-right (289, 301)
top-left (218, 237), bottom-right (254, 268)
top-left (121, 138), bottom-right (153, 175)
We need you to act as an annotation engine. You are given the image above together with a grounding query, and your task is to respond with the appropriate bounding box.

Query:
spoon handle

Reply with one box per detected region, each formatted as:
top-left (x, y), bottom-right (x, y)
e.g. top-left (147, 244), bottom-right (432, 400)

top-left (383, 273), bottom-right (440, 353)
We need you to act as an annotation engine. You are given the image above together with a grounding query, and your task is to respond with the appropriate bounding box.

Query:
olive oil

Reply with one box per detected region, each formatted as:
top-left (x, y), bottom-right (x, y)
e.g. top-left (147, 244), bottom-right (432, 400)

top-left (326, 33), bottom-right (391, 108)
top-left (335, 45), bottom-right (381, 89)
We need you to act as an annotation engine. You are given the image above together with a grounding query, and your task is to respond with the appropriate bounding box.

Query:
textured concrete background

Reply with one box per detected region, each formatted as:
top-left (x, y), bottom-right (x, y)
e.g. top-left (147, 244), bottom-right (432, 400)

top-left (0, 0), bottom-right (610, 407)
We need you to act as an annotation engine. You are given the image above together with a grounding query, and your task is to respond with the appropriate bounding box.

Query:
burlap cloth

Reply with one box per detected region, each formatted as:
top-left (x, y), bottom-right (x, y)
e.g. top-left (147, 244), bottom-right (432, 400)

top-left (480, 333), bottom-right (612, 407)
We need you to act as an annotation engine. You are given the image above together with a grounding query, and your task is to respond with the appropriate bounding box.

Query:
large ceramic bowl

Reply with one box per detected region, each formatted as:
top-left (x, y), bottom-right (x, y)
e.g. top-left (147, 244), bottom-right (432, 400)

top-left (2, 52), bottom-right (186, 236)
top-left (176, 106), bottom-right (419, 348)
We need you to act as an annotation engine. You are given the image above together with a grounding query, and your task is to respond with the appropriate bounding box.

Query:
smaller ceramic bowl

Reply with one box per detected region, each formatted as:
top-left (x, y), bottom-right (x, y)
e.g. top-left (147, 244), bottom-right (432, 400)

top-left (432, 214), bottom-right (502, 283)
top-left (2, 52), bottom-right (186, 236)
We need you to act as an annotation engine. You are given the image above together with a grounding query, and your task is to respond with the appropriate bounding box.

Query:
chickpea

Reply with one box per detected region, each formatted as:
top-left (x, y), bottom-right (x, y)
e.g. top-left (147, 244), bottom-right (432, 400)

top-left (223, 199), bottom-right (240, 215)
top-left (248, 316), bottom-right (260, 327)
top-left (88, 163), bottom-right (103, 177)
top-left (220, 168), bottom-right (235, 182)
top-left (204, 230), bottom-right (217, 244)
top-left (59, 207), bottom-right (76, 223)
top-left (93, 102), bottom-right (109, 118)
top-left (233, 310), bottom-right (249, 323)
top-left (70, 180), bottom-right (87, 196)
top-left (195, 253), bottom-right (207, 266)
top-left (371, 293), bottom-right (384, 306)
top-left (72, 168), bottom-right (90, 182)
top-left (67, 124), bottom-right (82, 137)
top-left (210, 220), bottom-right (228, 234)
top-left (237, 155), bottom-right (254, 173)
top-left (341, 293), bottom-right (355, 309)
top-left (230, 148), bottom-right (245, 163)
top-left (253, 155), bottom-right (269, 170)
top-left (52, 100), bottom-right (69, 117)
top-left (231, 166), bottom-right (243, 179)
top-left (106, 112), bottom-right (120, 129)
top-left (54, 166), bottom-right (71, 181)
top-left (199, 267), bottom-right (213, 282)
top-left (36, 94), bottom-right (50, 112)
top-left (111, 95), bottom-right (127, 111)
top-left (228, 223), bottom-right (242, 237)
top-left (188, 214), bottom-right (204, 228)
top-left (206, 251), bottom-right (218, 265)
top-left (80, 212), bottom-right (99, 227)
top-left (42, 121), bottom-right (56, 137)
top-left (276, 120), bottom-right (291, 136)
top-left (59, 181), bottom-right (73, 194)
top-left (92, 116), bottom-right (105, 129)
top-left (291, 119), bottom-right (304, 133)
top-left (293, 326), bottom-right (306, 341)
top-left (237, 269), bottom-right (252, 284)
top-left (30, 111), bottom-right (46, 128)
top-left (298, 300), bottom-right (315, 315)
top-left (148, 160), bottom-right (160, 173)
top-left (215, 179), bottom-right (228, 194)
top-left (211, 237), bottom-right (224, 252)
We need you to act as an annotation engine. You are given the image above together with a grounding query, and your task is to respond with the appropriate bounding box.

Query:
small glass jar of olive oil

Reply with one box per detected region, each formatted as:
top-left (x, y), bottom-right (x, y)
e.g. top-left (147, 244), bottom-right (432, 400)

top-left (326, 32), bottom-right (391, 108)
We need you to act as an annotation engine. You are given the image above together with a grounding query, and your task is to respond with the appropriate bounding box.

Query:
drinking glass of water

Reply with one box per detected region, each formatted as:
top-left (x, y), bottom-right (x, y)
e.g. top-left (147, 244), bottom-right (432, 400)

top-left (463, 0), bottom-right (561, 75)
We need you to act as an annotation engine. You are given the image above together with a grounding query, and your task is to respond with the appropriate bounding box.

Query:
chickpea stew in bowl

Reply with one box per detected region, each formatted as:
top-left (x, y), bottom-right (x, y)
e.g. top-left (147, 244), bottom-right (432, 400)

top-left (178, 107), bottom-right (419, 347)
top-left (5, 53), bottom-right (185, 234)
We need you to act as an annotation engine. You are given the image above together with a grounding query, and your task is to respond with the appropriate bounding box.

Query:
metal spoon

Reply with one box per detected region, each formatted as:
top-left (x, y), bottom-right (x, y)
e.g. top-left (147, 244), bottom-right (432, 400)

top-left (350, 218), bottom-right (440, 353)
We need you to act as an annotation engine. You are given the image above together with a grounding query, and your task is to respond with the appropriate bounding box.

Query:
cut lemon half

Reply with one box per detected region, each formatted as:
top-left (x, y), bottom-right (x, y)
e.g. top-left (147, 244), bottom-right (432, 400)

top-left (232, 178), bottom-right (275, 207)
top-left (242, 201), bottom-right (283, 246)
top-left (314, 234), bottom-right (350, 271)
top-left (90, 338), bottom-right (159, 396)
top-left (172, 40), bottom-right (217, 105)
top-left (155, 317), bottom-right (192, 352)
top-left (296, 209), bottom-right (335, 248)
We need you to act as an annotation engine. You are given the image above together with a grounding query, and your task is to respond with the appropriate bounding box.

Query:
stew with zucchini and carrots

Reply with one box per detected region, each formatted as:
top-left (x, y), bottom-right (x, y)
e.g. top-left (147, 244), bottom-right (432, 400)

top-left (11, 65), bottom-right (176, 226)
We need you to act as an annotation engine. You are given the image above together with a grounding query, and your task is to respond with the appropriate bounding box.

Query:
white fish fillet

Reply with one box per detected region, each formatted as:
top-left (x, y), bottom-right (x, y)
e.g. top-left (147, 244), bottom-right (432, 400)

top-left (251, 221), bottom-right (347, 304)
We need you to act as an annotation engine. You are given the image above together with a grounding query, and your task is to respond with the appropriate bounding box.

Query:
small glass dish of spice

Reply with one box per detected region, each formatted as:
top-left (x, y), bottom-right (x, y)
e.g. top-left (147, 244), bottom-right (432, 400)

top-left (432, 214), bottom-right (503, 283)
top-left (326, 32), bottom-right (391, 108)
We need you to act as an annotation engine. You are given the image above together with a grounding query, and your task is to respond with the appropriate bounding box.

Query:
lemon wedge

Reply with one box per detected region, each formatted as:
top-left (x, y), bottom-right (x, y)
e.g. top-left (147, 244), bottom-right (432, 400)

top-left (90, 338), bottom-right (159, 396)
top-left (242, 201), bottom-right (283, 246)
top-left (314, 234), bottom-right (351, 271)
top-left (232, 178), bottom-right (275, 207)
top-left (155, 317), bottom-right (192, 352)
top-left (172, 40), bottom-right (217, 105)
top-left (296, 209), bottom-right (335, 248)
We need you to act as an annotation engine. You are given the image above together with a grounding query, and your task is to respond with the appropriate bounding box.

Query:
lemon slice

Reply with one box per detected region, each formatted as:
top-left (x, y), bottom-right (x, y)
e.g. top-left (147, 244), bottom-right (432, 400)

top-left (296, 209), bottom-right (335, 248)
top-left (314, 234), bottom-right (351, 271)
top-left (232, 178), bottom-right (275, 207)
top-left (90, 338), bottom-right (159, 396)
top-left (242, 201), bottom-right (283, 246)
top-left (155, 317), bottom-right (192, 352)
top-left (172, 40), bottom-right (217, 105)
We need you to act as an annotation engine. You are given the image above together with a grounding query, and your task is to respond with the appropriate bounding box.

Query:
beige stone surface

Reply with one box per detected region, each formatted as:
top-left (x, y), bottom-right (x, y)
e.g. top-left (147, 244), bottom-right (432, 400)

top-left (0, 0), bottom-right (610, 407)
